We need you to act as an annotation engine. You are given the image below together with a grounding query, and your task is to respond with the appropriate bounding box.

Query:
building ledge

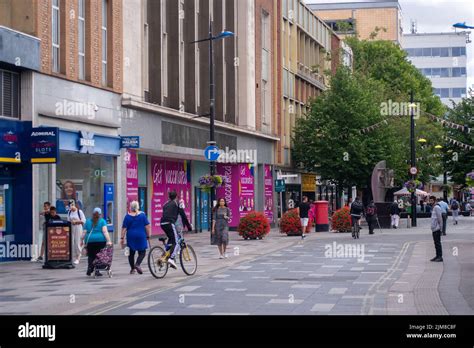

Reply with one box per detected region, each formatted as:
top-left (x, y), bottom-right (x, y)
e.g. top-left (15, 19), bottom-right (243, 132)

top-left (122, 96), bottom-right (281, 142)
top-left (0, 26), bottom-right (40, 71)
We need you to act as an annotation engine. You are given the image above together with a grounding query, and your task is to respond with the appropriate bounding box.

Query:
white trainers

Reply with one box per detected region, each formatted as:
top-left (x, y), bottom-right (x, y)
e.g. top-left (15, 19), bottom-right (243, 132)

top-left (224, 253), bottom-right (228, 258)
top-left (73, 259), bottom-right (80, 265)
top-left (167, 258), bottom-right (177, 269)
top-left (219, 255), bottom-right (224, 259)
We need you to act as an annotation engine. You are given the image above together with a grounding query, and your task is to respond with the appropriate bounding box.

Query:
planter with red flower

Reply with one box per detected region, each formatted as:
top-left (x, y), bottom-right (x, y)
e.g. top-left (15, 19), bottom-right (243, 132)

top-left (238, 211), bottom-right (271, 240)
top-left (331, 206), bottom-right (352, 233)
top-left (279, 209), bottom-right (302, 236)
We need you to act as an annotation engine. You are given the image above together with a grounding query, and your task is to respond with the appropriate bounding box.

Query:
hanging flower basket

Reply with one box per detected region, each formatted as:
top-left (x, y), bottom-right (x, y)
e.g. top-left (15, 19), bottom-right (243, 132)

top-left (404, 179), bottom-right (423, 193)
top-left (466, 171), bottom-right (474, 188)
top-left (198, 174), bottom-right (226, 192)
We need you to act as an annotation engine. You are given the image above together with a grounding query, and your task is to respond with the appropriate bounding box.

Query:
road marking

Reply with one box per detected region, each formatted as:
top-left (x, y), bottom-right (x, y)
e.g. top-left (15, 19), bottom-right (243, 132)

top-left (128, 301), bottom-right (161, 310)
top-left (132, 311), bottom-right (173, 315)
top-left (175, 286), bottom-right (201, 292)
top-left (328, 288), bottom-right (348, 295)
top-left (188, 304), bottom-right (215, 309)
top-left (246, 294), bottom-right (278, 298)
top-left (224, 288), bottom-right (247, 292)
top-left (211, 312), bottom-right (250, 315)
top-left (311, 303), bottom-right (335, 312)
top-left (268, 299), bottom-right (304, 305)
top-left (291, 284), bottom-right (321, 289)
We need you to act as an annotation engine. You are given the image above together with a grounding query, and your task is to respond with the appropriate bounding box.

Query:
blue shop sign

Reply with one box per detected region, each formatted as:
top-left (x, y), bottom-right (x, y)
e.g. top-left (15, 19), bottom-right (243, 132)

top-left (59, 130), bottom-right (120, 156)
top-left (121, 136), bottom-right (140, 149)
top-left (0, 120), bottom-right (31, 164)
top-left (30, 127), bottom-right (59, 164)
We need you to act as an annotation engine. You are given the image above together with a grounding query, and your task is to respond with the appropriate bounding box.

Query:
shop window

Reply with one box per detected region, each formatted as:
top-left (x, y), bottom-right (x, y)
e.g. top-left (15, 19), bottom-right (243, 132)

top-left (56, 153), bottom-right (115, 219)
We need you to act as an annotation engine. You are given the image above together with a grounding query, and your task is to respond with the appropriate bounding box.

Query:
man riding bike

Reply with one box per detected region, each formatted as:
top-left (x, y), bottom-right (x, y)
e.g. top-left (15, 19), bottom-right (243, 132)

top-left (350, 197), bottom-right (364, 238)
top-left (160, 191), bottom-right (192, 269)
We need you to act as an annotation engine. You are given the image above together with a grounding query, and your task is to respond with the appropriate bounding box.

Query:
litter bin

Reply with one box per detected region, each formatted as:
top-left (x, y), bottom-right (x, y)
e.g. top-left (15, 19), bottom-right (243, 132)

top-left (314, 201), bottom-right (329, 232)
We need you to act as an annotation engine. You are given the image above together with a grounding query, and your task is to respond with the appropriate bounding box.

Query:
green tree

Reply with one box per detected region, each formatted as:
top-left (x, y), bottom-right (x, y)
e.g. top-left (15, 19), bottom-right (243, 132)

top-left (443, 97), bottom-right (474, 187)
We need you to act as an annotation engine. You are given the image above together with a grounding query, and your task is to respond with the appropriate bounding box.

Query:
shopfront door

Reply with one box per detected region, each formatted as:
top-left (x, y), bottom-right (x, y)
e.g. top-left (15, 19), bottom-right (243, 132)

top-left (0, 180), bottom-right (13, 241)
top-left (195, 187), bottom-right (210, 232)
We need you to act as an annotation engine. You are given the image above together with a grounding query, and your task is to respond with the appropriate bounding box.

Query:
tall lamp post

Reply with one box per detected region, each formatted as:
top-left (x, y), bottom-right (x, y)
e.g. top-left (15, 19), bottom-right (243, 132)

top-left (410, 91), bottom-right (418, 227)
top-left (191, 23), bottom-right (234, 240)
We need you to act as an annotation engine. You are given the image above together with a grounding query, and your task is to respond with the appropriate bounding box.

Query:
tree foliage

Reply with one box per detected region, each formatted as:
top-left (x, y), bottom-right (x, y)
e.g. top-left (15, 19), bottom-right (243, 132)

top-left (293, 37), bottom-right (446, 193)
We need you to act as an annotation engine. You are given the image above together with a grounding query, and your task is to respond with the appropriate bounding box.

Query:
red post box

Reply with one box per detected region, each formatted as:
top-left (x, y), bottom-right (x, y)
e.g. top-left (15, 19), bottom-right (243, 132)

top-left (314, 201), bottom-right (329, 232)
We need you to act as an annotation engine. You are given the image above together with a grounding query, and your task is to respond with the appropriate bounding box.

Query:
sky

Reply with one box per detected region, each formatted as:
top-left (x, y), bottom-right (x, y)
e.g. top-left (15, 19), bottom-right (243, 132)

top-left (306, 0), bottom-right (474, 91)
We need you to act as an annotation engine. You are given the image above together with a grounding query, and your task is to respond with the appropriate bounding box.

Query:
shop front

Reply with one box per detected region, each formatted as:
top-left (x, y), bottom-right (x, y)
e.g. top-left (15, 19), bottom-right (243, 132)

top-left (0, 119), bottom-right (33, 258)
top-left (55, 130), bottom-right (121, 234)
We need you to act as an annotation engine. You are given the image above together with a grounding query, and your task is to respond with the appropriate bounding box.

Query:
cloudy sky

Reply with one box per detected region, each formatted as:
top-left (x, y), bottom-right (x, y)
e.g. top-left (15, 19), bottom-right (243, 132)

top-left (306, 0), bottom-right (474, 90)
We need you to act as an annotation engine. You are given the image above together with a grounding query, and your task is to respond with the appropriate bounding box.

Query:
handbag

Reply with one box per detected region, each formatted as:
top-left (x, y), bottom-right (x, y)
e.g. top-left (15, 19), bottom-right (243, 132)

top-left (81, 223), bottom-right (93, 257)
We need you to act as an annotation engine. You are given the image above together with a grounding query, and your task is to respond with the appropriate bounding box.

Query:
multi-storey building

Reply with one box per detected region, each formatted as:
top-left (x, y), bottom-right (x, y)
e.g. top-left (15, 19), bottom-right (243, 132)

top-left (0, 0), bottom-right (124, 258)
top-left (121, 0), bottom-right (279, 232)
top-left (404, 32), bottom-right (470, 107)
top-left (275, 0), bottom-right (333, 210)
top-left (308, 0), bottom-right (403, 44)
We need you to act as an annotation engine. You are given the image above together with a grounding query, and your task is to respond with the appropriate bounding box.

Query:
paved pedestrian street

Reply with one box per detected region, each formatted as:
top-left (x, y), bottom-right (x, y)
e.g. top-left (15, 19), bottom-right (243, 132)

top-left (0, 217), bottom-right (473, 315)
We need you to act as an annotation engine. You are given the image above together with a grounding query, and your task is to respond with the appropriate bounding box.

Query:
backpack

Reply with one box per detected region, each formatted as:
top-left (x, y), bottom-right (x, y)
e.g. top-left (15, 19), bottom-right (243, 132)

top-left (451, 201), bottom-right (459, 210)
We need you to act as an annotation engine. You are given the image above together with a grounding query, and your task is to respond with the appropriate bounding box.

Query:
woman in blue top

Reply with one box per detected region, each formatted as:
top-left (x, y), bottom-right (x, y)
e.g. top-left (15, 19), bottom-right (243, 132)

top-left (120, 201), bottom-right (151, 275)
top-left (81, 207), bottom-right (112, 276)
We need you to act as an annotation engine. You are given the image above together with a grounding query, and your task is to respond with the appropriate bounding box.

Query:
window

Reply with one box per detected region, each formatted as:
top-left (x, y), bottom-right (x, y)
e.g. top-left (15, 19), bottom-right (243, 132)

top-left (422, 68), bottom-right (431, 77)
top-left (261, 10), bottom-right (271, 128)
top-left (440, 47), bottom-right (449, 57)
top-left (452, 67), bottom-right (467, 77)
top-left (422, 48), bottom-right (431, 57)
top-left (440, 88), bottom-right (449, 98)
top-left (431, 68), bottom-right (441, 77)
top-left (78, 0), bottom-right (86, 80)
top-left (431, 47), bottom-right (440, 57)
top-left (283, 0), bottom-right (287, 18)
top-left (405, 49), bottom-right (413, 56)
top-left (433, 88), bottom-right (441, 97)
top-left (0, 70), bottom-right (20, 118)
top-left (440, 68), bottom-right (449, 78)
top-left (452, 88), bottom-right (466, 98)
top-left (414, 48), bottom-right (423, 57)
top-left (101, 0), bottom-right (108, 86)
top-left (52, 0), bottom-right (60, 73)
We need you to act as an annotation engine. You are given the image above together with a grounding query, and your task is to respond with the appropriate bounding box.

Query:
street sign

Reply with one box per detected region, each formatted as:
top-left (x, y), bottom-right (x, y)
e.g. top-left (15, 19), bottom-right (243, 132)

top-left (204, 145), bottom-right (220, 161)
top-left (121, 136), bottom-right (140, 149)
top-left (275, 179), bottom-right (286, 192)
top-left (409, 167), bottom-right (418, 175)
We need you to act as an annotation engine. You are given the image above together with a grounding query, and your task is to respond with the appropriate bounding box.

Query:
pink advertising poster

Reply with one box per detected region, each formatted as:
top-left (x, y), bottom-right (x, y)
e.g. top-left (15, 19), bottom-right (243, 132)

top-left (238, 164), bottom-right (255, 219)
top-left (150, 157), bottom-right (192, 235)
top-left (264, 164), bottom-right (274, 223)
top-left (151, 158), bottom-right (166, 235)
top-left (164, 159), bottom-right (192, 225)
top-left (216, 164), bottom-right (240, 227)
top-left (125, 150), bottom-right (139, 211)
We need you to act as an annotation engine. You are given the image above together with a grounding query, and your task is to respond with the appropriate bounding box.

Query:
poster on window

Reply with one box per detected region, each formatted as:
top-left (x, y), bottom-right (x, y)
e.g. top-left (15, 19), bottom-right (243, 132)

top-left (239, 164), bottom-right (255, 218)
top-left (55, 180), bottom-right (84, 215)
top-left (264, 165), bottom-right (274, 223)
top-left (125, 150), bottom-right (139, 211)
top-left (216, 164), bottom-right (240, 227)
top-left (150, 157), bottom-right (192, 235)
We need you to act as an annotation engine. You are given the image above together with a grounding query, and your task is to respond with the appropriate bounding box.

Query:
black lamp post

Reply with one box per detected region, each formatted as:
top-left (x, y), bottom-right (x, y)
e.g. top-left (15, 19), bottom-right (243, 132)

top-left (410, 91), bottom-right (418, 227)
top-left (191, 23), bottom-right (234, 240)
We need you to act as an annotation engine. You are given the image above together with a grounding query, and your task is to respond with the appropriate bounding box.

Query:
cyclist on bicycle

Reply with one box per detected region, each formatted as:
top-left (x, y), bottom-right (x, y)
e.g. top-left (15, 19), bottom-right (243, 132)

top-left (350, 197), bottom-right (364, 237)
top-left (160, 191), bottom-right (192, 269)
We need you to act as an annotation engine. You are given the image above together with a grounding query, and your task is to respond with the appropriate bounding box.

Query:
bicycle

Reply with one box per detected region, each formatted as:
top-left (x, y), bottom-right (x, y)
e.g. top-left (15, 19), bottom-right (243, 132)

top-left (351, 215), bottom-right (361, 239)
top-left (147, 233), bottom-right (198, 279)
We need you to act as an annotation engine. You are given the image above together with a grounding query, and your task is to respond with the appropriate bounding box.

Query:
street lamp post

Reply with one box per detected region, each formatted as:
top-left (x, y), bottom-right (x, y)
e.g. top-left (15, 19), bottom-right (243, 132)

top-left (191, 23), bottom-right (234, 241)
top-left (410, 91), bottom-right (418, 227)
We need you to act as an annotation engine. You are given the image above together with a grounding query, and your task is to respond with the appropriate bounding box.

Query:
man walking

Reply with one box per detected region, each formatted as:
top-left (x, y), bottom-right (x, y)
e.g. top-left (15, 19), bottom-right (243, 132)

top-left (450, 198), bottom-right (460, 225)
top-left (437, 198), bottom-right (449, 236)
top-left (365, 200), bottom-right (377, 235)
top-left (389, 199), bottom-right (400, 229)
top-left (429, 196), bottom-right (443, 262)
top-left (297, 196), bottom-right (311, 240)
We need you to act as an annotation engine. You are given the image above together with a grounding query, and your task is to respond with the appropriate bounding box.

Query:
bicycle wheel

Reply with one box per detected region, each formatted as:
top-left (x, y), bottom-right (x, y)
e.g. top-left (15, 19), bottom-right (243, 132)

top-left (179, 243), bottom-right (197, 276)
top-left (148, 246), bottom-right (169, 279)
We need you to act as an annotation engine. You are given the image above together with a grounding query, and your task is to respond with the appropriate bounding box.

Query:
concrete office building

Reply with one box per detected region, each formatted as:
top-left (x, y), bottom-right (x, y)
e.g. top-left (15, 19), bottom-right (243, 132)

top-left (308, 0), bottom-right (403, 44)
top-left (275, 0), bottom-right (333, 211)
top-left (404, 32), bottom-right (470, 107)
top-left (121, 0), bottom-right (279, 232)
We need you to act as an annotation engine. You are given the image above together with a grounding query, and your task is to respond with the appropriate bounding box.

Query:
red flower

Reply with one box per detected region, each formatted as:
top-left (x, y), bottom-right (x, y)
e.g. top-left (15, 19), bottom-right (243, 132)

top-left (238, 212), bottom-right (271, 239)
top-left (279, 209), bottom-right (302, 235)
top-left (331, 207), bottom-right (351, 232)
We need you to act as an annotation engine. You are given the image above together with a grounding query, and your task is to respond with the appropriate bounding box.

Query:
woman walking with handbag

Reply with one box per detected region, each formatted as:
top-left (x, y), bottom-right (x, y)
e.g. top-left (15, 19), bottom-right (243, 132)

top-left (67, 199), bottom-right (86, 265)
top-left (211, 198), bottom-right (230, 259)
top-left (120, 201), bottom-right (151, 275)
top-left (81, 207), bottom-right (112, 277)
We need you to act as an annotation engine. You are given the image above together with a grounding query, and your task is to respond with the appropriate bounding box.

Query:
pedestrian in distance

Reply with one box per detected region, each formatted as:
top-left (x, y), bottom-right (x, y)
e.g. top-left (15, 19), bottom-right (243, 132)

top-left (67, 199), bottom-right (86, 265)
top-left (81, 207), bottom-right (113, 277)
top-left (350, 197), bottom-right (364, 231)
top-left (437, 198), bottom-right (449, 236)
top-left (450, 198), bottom-right (460, 225)
top-left (212, 198), bottom-right (231, 259)
top-left (466, 202), bottom-right (473, 217)
top-left (429, 196), bottom-right (444, 262)
top-left (365, 200), bottom-right (377, 235)
top-left (389, 199), bottom-right (401, 229)
top-left (297, 196), bottom-right (311, 240)
top-left (121, 201), bottom-right (151, 275)
top-left (37, 201), bottom-right (52, 261)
